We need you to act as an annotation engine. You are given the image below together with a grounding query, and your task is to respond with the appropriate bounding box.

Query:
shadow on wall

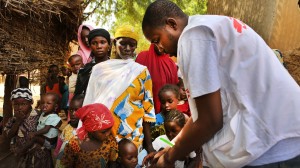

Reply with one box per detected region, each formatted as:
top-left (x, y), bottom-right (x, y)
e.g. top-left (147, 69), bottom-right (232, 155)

top-left (208, 0), bottom-right (300, 51)
top-left (207, 0), bottom-right (274, 42)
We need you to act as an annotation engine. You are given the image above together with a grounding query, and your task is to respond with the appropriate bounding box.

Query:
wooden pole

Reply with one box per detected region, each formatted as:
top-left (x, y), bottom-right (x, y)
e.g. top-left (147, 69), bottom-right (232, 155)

top-left (2, 74), bottom-right (16, 125)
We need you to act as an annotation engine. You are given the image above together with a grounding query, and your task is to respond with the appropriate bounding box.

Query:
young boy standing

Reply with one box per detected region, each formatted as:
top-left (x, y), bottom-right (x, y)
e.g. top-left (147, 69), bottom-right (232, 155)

top-left (68, 54), bottom-right (83, 102)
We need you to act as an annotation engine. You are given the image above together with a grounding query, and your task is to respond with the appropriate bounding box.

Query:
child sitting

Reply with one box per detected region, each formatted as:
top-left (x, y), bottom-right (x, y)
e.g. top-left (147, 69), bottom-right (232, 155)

top-left (117, 138), bottom-right (141, 168)
top-left (61, 103), bottom-right (118, 168)
top-left (177, 77), bottom-right (191, 116)
top-left (55, 94), bottom-right (84, 168)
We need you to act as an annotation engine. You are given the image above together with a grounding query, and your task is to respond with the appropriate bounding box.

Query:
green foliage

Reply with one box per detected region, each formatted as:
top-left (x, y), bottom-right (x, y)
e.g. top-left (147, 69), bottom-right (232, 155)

top-left (84, 0), bottom-right (207, 53)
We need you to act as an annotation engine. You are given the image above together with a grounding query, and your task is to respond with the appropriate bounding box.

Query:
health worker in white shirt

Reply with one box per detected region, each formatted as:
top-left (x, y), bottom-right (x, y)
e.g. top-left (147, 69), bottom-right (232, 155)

top-left (141, 0), bottom-right (300, 168)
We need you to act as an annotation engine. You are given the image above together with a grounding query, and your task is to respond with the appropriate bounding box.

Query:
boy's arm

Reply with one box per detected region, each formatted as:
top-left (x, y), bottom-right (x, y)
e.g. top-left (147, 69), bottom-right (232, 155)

top-left (151, 90), bottom-right (223, 167)
top-left (55, 120), bottom-right (62, 129)
top-left (143, 122), bottom-right (155, 153)
top-left (32, 125), bottom-right (51, 136)
top-left (32, 119), bottom-right (61, 137)
top-left (32, 115), bottom-right (62, 137)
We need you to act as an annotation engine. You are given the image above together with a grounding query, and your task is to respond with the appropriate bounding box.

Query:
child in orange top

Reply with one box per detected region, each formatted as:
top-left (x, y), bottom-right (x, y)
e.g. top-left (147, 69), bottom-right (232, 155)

top-left (45, 65), bottom-right (62, 97)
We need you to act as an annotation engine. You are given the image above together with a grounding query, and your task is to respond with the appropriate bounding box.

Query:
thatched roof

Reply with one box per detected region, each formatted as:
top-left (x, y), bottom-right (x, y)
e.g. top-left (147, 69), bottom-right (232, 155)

top-left (0, 0), bottom-right (84, 74)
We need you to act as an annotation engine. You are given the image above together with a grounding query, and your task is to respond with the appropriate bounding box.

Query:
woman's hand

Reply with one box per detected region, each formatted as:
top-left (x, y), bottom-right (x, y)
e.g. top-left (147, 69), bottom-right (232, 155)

top-left (151, 154), bottom-right (175, 168)
top-left (142, 152), bottom-right (157, 167)
top-left (15, 111), bottom-right (26, 123)
top-left (149, 148), bottom-right (175, 168)
top-left (142, 147), bottom-right (175, 168)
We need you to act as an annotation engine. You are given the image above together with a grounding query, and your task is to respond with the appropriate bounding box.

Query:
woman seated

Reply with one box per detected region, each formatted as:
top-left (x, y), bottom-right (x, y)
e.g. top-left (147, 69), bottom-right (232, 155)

top-left (3, 88), bottom-right (53, 167)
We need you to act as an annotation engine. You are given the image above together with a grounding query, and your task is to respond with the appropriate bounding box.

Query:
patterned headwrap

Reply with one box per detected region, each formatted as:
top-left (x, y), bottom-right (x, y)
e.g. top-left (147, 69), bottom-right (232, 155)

top-left (75, 103), bottom-right (114, 140)
top-left (11, 88), bottom-right (33, 102)
top-left (114, 24), bottom-right (139, 42)
top-left (111, 25), bottom-right (139, 59)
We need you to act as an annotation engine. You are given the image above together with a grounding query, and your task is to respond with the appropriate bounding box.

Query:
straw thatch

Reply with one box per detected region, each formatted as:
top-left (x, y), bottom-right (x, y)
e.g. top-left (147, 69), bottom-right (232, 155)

top-left (283, 48), bottom-right (300, 85)
top-left (0, 0), bottom-right (84, 74)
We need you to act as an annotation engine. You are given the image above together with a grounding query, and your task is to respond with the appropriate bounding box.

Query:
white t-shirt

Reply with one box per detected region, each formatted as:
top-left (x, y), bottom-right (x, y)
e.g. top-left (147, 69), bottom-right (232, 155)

top-left (37, 112), bottom-right (61, 138)
top-left (177, 15), bottom-right (300, 168)
top-left (69, 73), bottom-right (78, 94)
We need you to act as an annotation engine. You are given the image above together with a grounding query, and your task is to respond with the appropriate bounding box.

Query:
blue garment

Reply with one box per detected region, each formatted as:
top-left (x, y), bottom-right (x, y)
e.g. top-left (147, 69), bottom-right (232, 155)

top-left (61, 84), bottom-right (69, 109)
top-left (153, 113), bottom-right (164, 127)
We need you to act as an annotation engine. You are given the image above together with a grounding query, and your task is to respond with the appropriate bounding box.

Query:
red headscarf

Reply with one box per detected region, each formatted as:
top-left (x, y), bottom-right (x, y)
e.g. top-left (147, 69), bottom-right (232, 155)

top-left (136, 44), bottom-right (178, 114)
top-left (75, 103), bottom-right (114, 140)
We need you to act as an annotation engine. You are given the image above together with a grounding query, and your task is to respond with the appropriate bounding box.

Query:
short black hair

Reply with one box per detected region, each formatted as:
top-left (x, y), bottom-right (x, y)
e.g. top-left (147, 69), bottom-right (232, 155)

top-left (177, 77), bottom-right (184, 87)
top-left (142, 0), bottom-right (187, 30)
top-left (165, 109), bottom-right (186, 128)
top-left (71, 94), bottom-right (85, 102)
top-left (43, 92), bottom-right (59, 104)
top-left (158, 84), bottom-right (180, 101)
top-left (68, 54), bottom-right (81, 64)
top-left (48, 64), bottom-right (58, 73)
top-left (19, 76), bottom-right (29, 88)
top-left (58, 76), bottom-right (65, 81)
top-left (118, 138), bottom-right (136, 156)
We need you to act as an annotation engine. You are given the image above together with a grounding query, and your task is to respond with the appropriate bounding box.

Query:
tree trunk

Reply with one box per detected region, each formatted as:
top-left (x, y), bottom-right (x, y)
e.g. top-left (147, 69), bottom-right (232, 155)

top-left (3, 74), bottom-right (16, 125)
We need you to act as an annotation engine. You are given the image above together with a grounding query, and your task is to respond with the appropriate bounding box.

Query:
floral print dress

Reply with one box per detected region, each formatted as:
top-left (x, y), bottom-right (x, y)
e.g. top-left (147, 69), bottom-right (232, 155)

top-left (61, 134), bottom-right (118, 168)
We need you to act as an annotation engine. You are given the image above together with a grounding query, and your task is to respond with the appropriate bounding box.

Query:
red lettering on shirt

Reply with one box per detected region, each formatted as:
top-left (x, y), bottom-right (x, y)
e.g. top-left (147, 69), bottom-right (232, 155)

top-left (230, 17), bottom-right (247, 33)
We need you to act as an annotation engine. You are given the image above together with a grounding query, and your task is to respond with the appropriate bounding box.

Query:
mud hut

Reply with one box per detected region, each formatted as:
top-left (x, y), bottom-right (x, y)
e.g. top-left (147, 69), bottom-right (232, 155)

top-left (0, 0), bottom-right (84, 123)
